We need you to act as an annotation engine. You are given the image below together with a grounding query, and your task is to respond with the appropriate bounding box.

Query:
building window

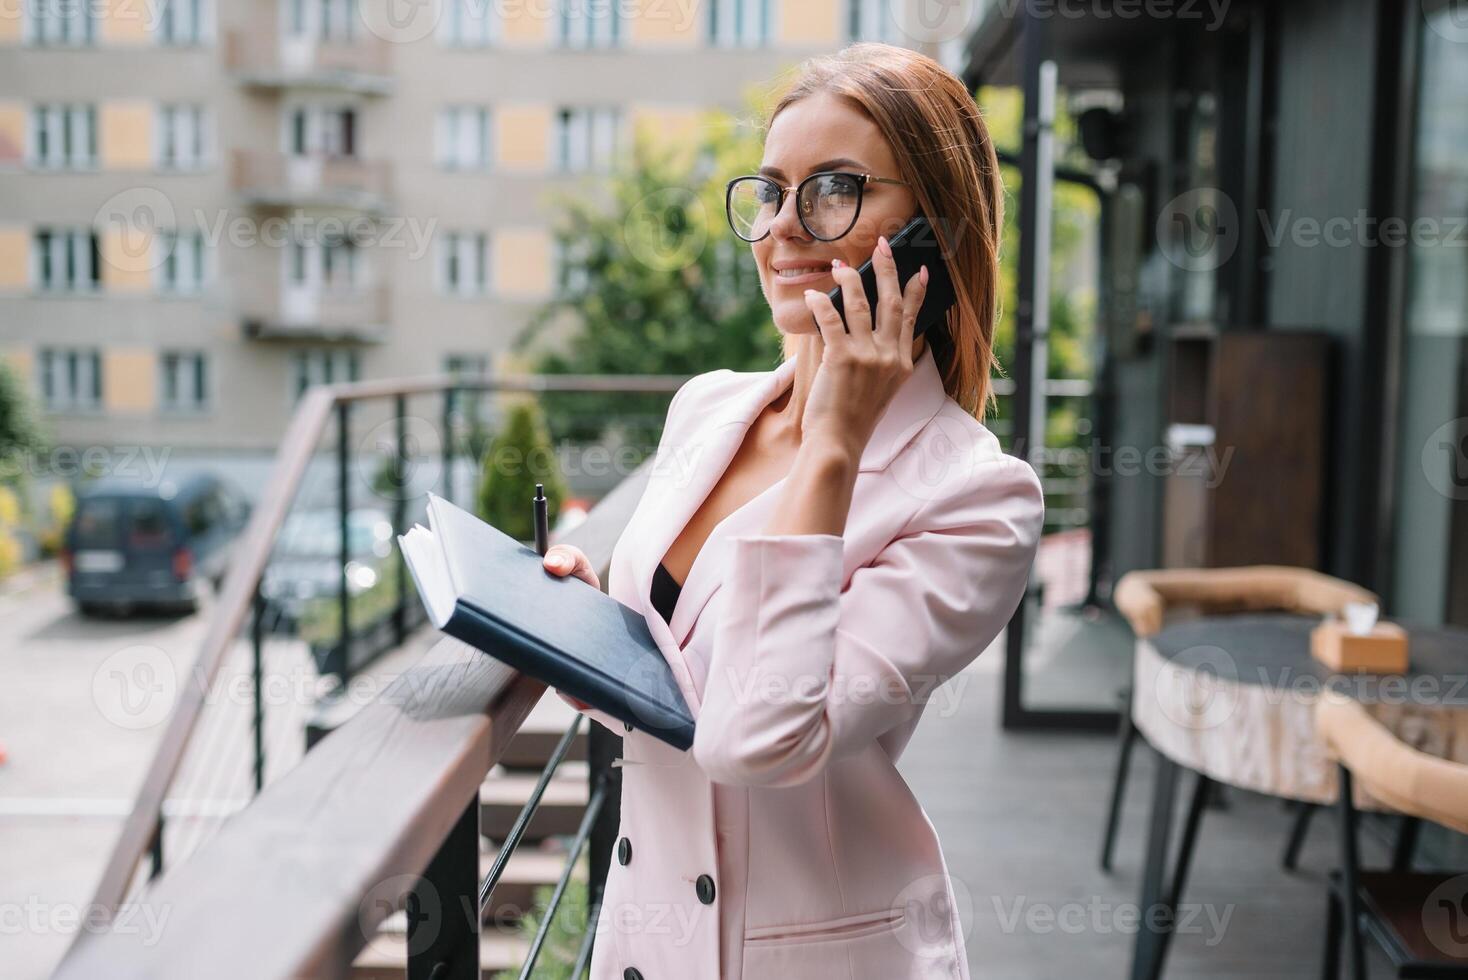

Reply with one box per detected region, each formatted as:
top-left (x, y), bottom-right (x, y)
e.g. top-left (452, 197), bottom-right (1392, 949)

top-left (436, 106), bottom-right (491, 170)
top-left (286, 0), bottom-right (358, 41)
top-left (159, 350), bottom-right (209, 411)
top-left (439, 0), bottom-right (494, 46)
top-left (37, 348), bottom-right (102, 411)
top-left (708, 0), bottom-right (770, 47)
top-left (288, 237), bottom-right (360, 290)
top-left (157, 0), bottom-right (207, 45)
top-left (444, 353), bottom-right (492, 422)
top-left (157, 105), bottom-right (209, 170)
top-left (30, 105), bottom-right (97, 170)
top-left (555, 106), bottom-right (622, 174)
top-left (292, 348), bottom-right (361, 400)
top-left (26, 0), bottom-right (96, 46)
top-left (553, 236), bottom-right (591, 293)
top-left (157, 232), bottom-right (208, 295)
top-left (33, 229), bottom-right (100, 293)
top-left (286, 105), bottom-right (357, 158)
top-left (439, 232), bottom-right (490, 296)
top-left (847, 0), bottom-right (901, 43)
top-left (558, 0), bottom-right (619, 49)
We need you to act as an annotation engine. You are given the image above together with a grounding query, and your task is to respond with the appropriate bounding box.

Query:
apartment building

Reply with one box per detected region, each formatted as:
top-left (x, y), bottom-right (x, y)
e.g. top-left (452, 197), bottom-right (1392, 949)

top-left (0, 0), bottom-right (959, 460)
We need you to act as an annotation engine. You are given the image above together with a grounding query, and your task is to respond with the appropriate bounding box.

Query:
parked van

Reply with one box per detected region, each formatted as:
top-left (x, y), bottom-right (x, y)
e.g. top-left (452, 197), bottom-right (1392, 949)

top-left (63, 472), bottom-right (250, 616)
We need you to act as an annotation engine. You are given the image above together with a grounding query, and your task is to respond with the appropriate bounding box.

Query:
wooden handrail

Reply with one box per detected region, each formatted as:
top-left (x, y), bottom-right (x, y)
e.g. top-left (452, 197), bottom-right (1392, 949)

top-left (55, 640), bottom-right (544, 980)
top-left (78, 373), bottom-right (680, 924)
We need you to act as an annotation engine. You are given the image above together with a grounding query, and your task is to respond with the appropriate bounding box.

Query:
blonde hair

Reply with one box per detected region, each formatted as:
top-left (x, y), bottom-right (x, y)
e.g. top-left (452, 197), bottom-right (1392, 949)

top-left (765, 42), bottom-right (1005, 420)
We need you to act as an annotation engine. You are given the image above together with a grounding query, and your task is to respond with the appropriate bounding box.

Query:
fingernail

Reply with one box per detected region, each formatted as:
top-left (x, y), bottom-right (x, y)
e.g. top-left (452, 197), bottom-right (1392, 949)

top-left (920, 265), bottom-right (929, 285)
top-left (548, 554), bottom-right (566, 568)
top-left (878, 235), bottom-right (892, 257)
top-left (831, 258), bottom-right (843, 269)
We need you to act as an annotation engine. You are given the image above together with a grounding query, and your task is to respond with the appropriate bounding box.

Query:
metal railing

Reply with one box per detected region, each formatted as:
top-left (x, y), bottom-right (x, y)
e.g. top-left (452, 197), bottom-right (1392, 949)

top-left (58, 371), bottom-right (683, 978)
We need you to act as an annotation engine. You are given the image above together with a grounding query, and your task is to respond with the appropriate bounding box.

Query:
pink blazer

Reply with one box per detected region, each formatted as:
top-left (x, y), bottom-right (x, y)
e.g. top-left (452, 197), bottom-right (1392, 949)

top-left (562, 344), bottom-right (1045, 979)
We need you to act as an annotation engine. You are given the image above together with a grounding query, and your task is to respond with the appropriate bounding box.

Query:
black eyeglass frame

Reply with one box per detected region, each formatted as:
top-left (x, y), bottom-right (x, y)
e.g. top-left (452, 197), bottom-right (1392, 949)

top-left (724, 170), bottom-right (911, 243)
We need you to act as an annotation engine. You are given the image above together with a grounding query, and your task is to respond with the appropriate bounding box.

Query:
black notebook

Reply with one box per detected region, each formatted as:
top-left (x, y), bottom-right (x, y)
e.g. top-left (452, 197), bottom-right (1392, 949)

top-left (398, 493), bottom-right (694, 750)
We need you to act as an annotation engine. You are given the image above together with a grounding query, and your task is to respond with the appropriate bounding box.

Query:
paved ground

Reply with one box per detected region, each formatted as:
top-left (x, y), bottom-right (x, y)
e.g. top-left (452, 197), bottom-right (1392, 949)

top-left (0, 564), bottom-right (1409, 979)
top-left (900, 634), bottom-right (1401, 980)
top-left (0, 570), bottom-right (319, 979)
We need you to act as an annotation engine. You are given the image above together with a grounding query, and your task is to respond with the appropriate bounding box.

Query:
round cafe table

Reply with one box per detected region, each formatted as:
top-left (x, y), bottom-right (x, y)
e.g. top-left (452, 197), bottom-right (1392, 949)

top-left (1123, 612), bottom-right (1468, 980)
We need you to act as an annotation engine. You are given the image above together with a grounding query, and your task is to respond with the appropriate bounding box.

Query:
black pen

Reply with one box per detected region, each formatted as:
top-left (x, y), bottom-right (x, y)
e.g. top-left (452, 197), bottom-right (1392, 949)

top-left (532, 482), bottom-right (549, 557)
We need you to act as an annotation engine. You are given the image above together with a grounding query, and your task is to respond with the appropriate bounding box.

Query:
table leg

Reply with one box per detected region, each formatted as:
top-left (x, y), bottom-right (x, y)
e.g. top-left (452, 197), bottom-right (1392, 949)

top-left (1149, 772), bottom-right (1212, 980)
top-left (1130, 749), bottom-right (1179, 980)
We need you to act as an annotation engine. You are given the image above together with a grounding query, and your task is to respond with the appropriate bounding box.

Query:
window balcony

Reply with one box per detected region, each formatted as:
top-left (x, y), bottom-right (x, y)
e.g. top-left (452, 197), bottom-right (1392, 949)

top-left (242, 282), bottom-right (390, 343)
top-left (223, 30), bottom-right (393, 94)
top-left (232, 151), bottom-right (391, 213)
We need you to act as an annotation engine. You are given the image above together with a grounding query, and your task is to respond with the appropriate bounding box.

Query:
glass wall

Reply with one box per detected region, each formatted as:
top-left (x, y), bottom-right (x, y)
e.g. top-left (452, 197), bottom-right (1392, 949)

top-left (1391, 5), bottom-right (1468, 625)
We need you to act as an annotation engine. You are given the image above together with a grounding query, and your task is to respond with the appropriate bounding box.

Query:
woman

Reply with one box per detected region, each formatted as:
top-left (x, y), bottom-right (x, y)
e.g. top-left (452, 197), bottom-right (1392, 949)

top-left (545, 42), bottom-right (1044, 980)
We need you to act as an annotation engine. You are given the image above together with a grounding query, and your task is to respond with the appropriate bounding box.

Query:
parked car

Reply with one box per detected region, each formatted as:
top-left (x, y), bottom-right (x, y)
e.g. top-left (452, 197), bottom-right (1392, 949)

top-left (63, 472), bottom-right (251, 616)
top-left (259, 507), bottom-right (394, 633)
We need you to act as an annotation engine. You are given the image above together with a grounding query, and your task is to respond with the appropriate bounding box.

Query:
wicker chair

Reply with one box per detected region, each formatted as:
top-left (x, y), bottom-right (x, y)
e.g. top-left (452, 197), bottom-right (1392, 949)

top-left (1316, 694), bottom-right (1468, 979)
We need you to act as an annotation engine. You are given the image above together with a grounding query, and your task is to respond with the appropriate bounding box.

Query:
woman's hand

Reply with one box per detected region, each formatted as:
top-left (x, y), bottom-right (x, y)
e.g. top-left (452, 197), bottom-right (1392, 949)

top-left (541, 543), bottom-right (600, 590)
top-left (800, 234), bottom-right (929, 459)
top-left (543, 543), bottom-right (600, 712)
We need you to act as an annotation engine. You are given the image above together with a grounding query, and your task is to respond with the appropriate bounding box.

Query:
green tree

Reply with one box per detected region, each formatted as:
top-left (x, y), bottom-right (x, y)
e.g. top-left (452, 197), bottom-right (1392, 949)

top-left (513, 96), bottom-right (785, 456)
top-left (476, 401), bottom-right (569, 542)
top-left (0, 360), bottom-right (46, 487)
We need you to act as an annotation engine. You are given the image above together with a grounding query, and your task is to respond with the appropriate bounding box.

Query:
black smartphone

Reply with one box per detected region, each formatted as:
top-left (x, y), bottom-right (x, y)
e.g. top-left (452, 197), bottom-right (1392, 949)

top-left (816, 213), bottom-right (958, 339)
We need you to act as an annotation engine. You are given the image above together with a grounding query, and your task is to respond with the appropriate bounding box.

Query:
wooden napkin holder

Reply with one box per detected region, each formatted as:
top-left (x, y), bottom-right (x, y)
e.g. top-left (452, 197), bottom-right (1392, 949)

top-left (1310, 619), bottom-right (1409, 674)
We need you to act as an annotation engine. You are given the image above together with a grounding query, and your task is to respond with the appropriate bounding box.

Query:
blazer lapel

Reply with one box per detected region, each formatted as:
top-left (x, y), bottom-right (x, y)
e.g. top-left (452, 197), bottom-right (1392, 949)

top-left (630, 344), bottom-right (949, 714)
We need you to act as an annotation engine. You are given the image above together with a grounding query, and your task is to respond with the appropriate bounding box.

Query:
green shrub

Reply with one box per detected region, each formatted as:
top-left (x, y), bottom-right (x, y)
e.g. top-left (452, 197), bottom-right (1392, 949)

top-left (476, 401), bottom-right (567, 543)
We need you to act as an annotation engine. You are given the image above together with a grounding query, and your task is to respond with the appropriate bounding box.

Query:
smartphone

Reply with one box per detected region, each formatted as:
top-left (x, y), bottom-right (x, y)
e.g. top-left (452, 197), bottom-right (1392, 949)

top-left (817, 213), bottom-right (958, 339)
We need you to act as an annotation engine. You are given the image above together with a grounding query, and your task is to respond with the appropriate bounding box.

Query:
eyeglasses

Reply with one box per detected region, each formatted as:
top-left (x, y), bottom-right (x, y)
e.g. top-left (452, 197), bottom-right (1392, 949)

top-left (724, 170), bottom-right (910, 243)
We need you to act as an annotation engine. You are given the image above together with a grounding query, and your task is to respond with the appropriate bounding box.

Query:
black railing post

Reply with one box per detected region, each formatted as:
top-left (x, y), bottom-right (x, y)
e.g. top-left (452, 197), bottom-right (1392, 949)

top-left (441, 386), bottom-right (456, 507)
top-left (393, 394), bottom-right (408, 646)
top-left (586, 724), bottom-right (621, 917)
top-left (409, 794), bottom-right (480, 980)
top-left (149, 813), bottom-right (164, 880)
top-left (251, 584), bottom-right (266, 794)
top-left (337, 400), bottom-right (353, 687)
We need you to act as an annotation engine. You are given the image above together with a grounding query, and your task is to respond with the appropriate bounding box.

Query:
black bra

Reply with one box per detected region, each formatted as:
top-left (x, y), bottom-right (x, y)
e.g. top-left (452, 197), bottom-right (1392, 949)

top-left (650, 561), bottom-right (683, 625)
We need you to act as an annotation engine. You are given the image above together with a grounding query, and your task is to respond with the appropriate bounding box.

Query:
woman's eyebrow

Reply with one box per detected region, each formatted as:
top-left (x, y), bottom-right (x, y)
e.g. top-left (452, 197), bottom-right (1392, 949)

top-left (758, 157), bottom-right (867, 179)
